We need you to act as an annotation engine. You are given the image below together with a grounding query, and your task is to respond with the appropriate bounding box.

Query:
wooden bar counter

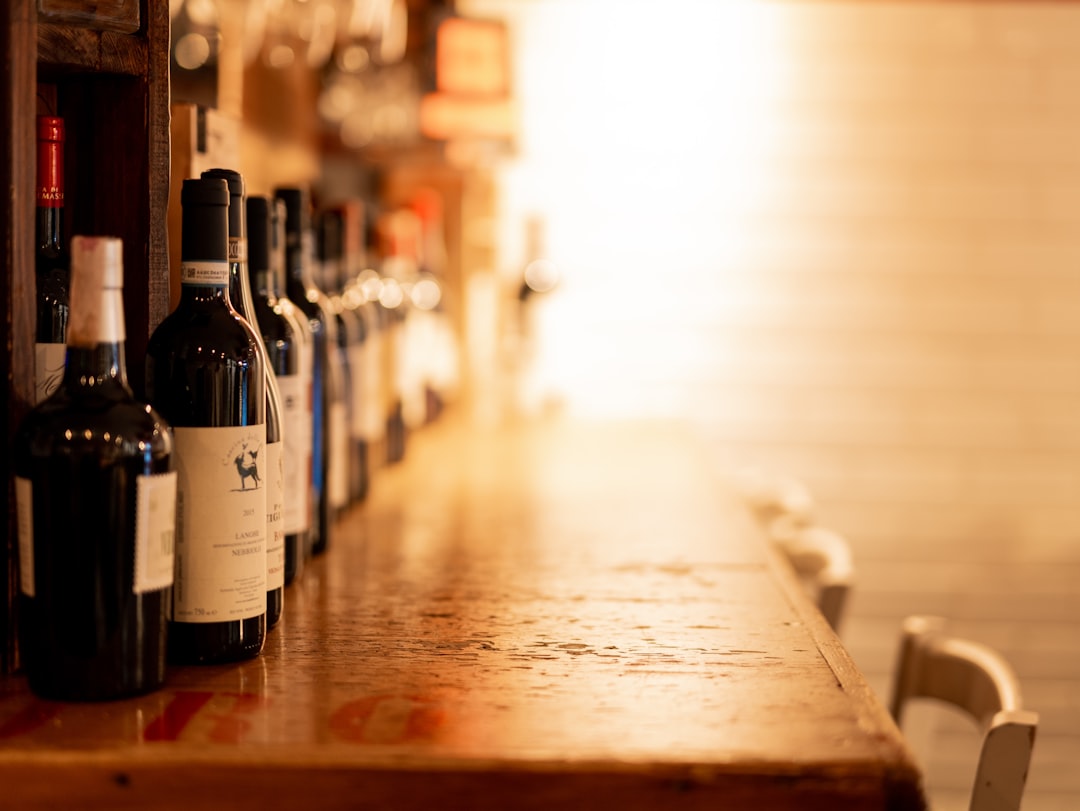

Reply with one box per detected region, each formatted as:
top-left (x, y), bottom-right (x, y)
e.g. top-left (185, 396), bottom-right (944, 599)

top-left (0, 415), bottom-right (926, 810)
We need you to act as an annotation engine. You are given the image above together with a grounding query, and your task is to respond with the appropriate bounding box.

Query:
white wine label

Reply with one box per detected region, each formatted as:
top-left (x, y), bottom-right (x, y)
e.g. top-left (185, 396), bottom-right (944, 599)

top-left (34, 342), bottom-right (65, 404)
top-left (328, 401), bottom-right (349, 509)
top-left (134, 471), bottom-right (178, 594)
top-left (180, 261), bottom-right (230, 287)
top-left (15, 477), bottom-right (34, 597)
top-left (228, 237), bottom-right (248, 264)
top-left (265, 440), bottom-right (285, 590)
top-left (277, 373), bottom-right (312, 535)
top-left (172, 424), bottom-right (267, 623)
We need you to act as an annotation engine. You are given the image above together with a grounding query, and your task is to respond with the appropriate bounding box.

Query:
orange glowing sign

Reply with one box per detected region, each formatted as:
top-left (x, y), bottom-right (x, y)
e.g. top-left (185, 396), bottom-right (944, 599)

top-left (422, 16), bottom-right (514, 141)
top-left (436, 17), bottom-right (509, 97)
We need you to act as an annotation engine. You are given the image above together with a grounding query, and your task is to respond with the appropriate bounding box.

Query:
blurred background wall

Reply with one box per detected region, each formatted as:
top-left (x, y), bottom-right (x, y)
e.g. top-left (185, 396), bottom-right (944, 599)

top-left (466, 0), bottom-right (1080, 567)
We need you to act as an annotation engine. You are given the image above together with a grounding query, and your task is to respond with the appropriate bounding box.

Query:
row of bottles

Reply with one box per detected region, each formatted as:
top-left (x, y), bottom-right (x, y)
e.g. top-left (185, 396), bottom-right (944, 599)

top-left (16, 114), bottom-right (458, 700)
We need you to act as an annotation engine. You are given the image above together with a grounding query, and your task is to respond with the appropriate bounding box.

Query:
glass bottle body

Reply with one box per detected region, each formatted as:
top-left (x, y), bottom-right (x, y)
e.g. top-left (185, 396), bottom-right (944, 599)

top-left (277, 188), bottom-right (339, 556)
top-left (146, 180), bottom-right (266, 665)
top-left (204, 168), bottom-right (284, 630)
top-left (17, 235), bottom-right (175, 700)
top-left (249, 194), bottom-right (310, 584)
top-left (146, 289), bottom-right (267, 664)
top-left (16, 360), bottom-right (173, 700)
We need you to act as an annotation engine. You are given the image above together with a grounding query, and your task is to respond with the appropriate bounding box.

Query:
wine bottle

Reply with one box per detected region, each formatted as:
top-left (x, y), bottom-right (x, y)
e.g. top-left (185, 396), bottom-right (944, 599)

top-left (35, 115), bottom-right (69, 403)
top-left (355, 266), bottom-right (387, 476)
top-left (275, 187), bottom-right (339, 556)
top-left (15, 236), bottom-right (176, 700)
top-left (316, 207), bottom-right (358, 512)
top-left (375, 212), bottom-right (412, 464)
top-left (271, 198), bottom-right (316, 568)
top-left (248, 194), bottom-right (310, 585)
top-left (202, 168), bottom-right (284, 631)
top-left (335, 200), bottom-right (373, 504)
top-left (145, 177), bottom-right (266, 664)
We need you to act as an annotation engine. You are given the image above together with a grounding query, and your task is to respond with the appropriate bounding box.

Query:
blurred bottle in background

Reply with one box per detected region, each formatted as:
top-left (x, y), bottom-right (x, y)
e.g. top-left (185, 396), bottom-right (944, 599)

top-left (337, 199), bottom-right (375, 503)
top-left (410, 188), bottom-right (458, 423)
top-left (276, 187), bottom-right (338, 556)
top-left (248, 194), bottom-right (310, 586)
top-left (35, 115), bottom-right (69, 403)
top-left (269, 198), bottom-right (315, 570)
top-left (316, 206), bottom-right (362, 513)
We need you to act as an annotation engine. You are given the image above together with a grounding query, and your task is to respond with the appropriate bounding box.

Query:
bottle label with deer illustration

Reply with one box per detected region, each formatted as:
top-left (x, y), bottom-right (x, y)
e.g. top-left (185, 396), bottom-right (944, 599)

top-left (171, 424), bottom-right (267, 622)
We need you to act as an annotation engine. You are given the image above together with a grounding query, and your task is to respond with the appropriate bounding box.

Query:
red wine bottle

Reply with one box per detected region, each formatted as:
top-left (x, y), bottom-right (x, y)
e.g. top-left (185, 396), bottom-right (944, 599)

top-left (275, 187), bottom-right (339, 556)
top-left (316, 207), bottom-right (356, 514)
top-left (35, 115), bottom-right (69, 403)
top-left (202, 168), bottom-right (284, 631)
top-left (15, 236), bottom-right (176, 700)
top-left (271, 198), bottom-right (316, 569)
top-left (248, 194), bottom-right (310, 585)
top-left (146, 177), bottom-right (266, 665)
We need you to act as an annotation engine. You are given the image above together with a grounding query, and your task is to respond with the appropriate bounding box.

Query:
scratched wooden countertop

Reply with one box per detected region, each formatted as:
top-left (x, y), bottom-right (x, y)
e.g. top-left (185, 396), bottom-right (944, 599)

top-left (0, 414), bottom-right (926, 810)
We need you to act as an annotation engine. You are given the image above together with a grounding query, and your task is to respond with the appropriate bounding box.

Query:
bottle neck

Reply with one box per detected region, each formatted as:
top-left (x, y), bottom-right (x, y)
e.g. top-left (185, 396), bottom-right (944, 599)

top-left (64, 343), bottom-right (129, 390)
top-left (36, 207), bottom-right (63, 258)
top-left (228, 236), bottom-right (257, 320)
top-left (36, 135), bottom-right (64, 257)
top-left (286, 230), bottom-right (318, 290)
top-left (252, 266), bottom-right (273, 300)
top-left (64, 284), bottom-right (129, 389)
top-left (269, 203), bottom-right (287, 300)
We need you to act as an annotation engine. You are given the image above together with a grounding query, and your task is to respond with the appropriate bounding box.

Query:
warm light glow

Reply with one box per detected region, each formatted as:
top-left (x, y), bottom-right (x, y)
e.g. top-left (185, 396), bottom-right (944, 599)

top-left (318, 82), bottom-right (356, 123)
top-left (358, 269), bottom-right (382, 302)
top-left (337, 43), bottom-right (370, 73)
top-left (410, 277), bottom-right (442, 311)
top-left (523, 259), bottom-right (558, 294)
top-left (174, 32), bottom-right (211, 70)
top-left (461, 0), bottom-right (792, 417)
top-left (266, 43), bottom-right (295, 69)
top-left (341, 109), bottom-right (374, 148)
top-left (184, 0), bottom-right (217, 27)
top-left (379, 278), bottom-right (405, 309)
top-left (436, 17), bottom-right (508, 95)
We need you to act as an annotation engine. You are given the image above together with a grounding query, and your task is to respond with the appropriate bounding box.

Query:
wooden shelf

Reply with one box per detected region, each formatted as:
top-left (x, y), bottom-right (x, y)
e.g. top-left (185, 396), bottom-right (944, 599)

top-left (0, 416), bottom-right (926, 811)
top-left (37, 23), bottom-right (147, 75)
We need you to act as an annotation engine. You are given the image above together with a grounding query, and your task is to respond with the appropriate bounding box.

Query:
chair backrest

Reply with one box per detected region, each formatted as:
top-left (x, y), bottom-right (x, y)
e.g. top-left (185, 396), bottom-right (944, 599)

top-left (889, 615), bottom-right (1039, 811)
top-left (734, 467), bottom-right (816, 527)
top-left (768, 517), bottom-right (854, 632)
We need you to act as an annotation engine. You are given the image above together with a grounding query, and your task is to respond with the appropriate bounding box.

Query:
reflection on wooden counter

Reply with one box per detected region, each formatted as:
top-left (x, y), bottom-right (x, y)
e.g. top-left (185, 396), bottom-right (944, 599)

top-left (0, 416), bottom-right (925, 810)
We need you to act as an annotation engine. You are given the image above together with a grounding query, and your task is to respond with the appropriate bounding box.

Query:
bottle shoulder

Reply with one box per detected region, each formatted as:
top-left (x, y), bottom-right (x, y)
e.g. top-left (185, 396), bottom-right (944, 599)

top-left (251, 294), bottom-right (297, 341)
top-left (148, 300), bottom-right (259, 358)
top-left (15, 388), bottom-right (173, 467)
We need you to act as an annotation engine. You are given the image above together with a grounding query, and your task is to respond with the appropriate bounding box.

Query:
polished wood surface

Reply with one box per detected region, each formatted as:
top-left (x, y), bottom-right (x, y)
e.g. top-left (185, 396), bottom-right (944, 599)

top-left (0, 416), bottom-right (926, 810)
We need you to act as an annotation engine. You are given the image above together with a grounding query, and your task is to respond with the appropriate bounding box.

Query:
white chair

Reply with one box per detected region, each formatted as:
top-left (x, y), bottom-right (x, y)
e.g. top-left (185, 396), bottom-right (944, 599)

top-left (734, 467), bottom-right (816, 527)
top-left (768, 516), bottom-right (854, 632)
top-left (889, 615), bottom-right (1038, 811)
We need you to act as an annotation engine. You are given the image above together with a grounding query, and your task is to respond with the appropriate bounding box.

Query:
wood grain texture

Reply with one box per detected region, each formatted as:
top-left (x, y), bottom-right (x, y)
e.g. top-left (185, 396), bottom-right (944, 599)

top-left (37, 0), bottom-right (139, 35)
top-left (144, 0), bottom-right (170, 340)
top-left (37, 23), bottom-right (146, 74)
top-left (0, 417), bottom-right (925, 809)
top-left (1, 0), bottom-right (37, 675)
